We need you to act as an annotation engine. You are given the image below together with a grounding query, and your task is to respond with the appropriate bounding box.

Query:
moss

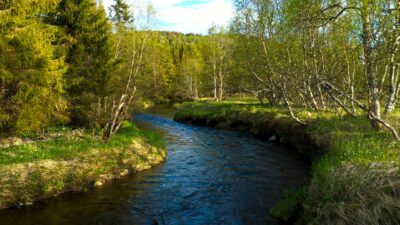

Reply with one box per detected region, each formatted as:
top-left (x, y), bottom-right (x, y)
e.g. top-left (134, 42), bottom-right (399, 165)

top-left (0, 121), bottom-right (166, 209)
top-left (174, 101), bottom-right (400, 225)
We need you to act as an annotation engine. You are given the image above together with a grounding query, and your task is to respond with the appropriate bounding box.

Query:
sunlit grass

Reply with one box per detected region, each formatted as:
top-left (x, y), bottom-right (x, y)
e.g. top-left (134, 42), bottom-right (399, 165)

top-left (0, 121), bottom-right (164, 165)
top-left (177, 99), bottom-right (400, 170)
top-left (0, 121), bottom-right (166, 208)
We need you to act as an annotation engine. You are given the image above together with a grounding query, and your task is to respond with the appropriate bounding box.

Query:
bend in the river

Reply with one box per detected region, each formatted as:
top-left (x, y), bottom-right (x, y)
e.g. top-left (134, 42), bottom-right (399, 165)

top-left (0, 106), bottom-right (308, 225)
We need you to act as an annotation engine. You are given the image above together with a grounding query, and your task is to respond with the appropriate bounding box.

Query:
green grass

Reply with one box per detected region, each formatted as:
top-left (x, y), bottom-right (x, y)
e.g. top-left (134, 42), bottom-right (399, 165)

top-left (175, 99), bottom-right (400, 225)
top-left (0, 121), bottom-right (164, 166)
top-left (0, 121), bottom-right (167, 209)
top-left (310, 116), bottom-right (399, 175)
top-left (176, 100), bottom-right (400, 167)
top-left (270, 188), bottom-right (307, 221)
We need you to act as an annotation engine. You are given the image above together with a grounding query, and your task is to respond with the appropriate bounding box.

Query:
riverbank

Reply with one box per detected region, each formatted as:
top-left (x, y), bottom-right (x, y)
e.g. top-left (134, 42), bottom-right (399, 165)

top-left (0, 121), bottom-right (166, 209)
top-left (174, 101), bottom-right (400, 225)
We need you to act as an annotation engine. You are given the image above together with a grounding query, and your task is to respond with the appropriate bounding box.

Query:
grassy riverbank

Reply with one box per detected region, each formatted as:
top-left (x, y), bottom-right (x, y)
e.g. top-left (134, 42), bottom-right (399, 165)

top-left (0, 121), bottom-right (166, 209)
top-left (174, 101), bottom-right (400, 225)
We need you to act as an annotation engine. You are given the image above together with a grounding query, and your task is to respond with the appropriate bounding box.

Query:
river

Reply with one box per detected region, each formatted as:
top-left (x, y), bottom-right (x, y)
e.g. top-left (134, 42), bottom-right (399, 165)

top-left (0, 107), bottom-right (308, 225)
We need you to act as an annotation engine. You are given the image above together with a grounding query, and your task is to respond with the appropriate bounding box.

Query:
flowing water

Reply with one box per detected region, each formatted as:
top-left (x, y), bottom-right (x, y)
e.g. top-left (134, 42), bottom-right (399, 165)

top-left (0, 107), bottom-right (309, 225)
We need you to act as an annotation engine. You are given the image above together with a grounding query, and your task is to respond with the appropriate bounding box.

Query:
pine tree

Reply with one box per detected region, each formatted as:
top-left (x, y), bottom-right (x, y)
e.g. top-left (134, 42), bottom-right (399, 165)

top-left (0, 0), bottom-right (68, 134)
top-left (56, 0), bottom-right (114, 127)
top-left (109, 0), bottom-right (132, 26)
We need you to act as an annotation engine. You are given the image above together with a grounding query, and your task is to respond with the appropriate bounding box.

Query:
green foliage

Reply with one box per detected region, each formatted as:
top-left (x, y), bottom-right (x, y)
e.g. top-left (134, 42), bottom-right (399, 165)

top-left (0, 0), bottom-right (68, 134)
top-left (118, 30), bottom-right (236, 102)
top-left (109, 0), bottom-right (132, 26)
top-left (57, 0), bottom-right (114, 127)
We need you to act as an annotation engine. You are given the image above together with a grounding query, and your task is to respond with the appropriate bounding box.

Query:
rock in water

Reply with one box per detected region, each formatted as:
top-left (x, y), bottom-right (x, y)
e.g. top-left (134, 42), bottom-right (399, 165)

top-left (268, 135), bottom-right (277, 142)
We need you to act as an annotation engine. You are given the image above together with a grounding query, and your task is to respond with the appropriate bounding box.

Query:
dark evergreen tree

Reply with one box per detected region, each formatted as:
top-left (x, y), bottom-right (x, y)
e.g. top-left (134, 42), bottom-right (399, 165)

top-left (56, 0), bottom-right (114, 127)
top-left (109, 0), bottom-right (132, 26)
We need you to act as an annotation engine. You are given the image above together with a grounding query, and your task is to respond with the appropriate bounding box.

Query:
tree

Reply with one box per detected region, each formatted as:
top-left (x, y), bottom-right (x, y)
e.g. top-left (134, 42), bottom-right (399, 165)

top-left (0, 0), bottom-right (67, 134)
top-left (207, 25), bottom-right (234, 102)
top-left (230, 0), bottom-right (400, 139)
top-left (56, 0), bottom-right (114, 128)
top-left (109, 0), bottom-right (132, 26)
top-left (101, 1), bottom-right (154, 140)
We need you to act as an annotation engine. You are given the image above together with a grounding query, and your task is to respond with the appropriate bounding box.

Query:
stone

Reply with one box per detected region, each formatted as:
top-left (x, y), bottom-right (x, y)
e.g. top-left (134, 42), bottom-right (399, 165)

top-left (268, 135), bottom-right (277, 142)
top-left (94, 180), bottom-right (104, 187)
top-left (119, 169), bottom-right (129, 177)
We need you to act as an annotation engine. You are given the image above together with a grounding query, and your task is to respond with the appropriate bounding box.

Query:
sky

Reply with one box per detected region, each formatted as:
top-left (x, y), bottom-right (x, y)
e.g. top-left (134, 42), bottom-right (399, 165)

top-left (101, 0), bottom-right (234, 34)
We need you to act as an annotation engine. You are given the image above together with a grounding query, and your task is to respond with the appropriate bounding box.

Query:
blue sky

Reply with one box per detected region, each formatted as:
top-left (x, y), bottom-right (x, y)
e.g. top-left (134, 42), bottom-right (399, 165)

top-left (101, 0), bottom-right (234, 34)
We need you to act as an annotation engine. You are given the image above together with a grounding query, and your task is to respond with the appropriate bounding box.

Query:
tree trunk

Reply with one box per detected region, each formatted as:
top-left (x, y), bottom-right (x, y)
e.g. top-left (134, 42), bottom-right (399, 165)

top-left (345, 54), bottom-right (357, 114)
top-left (307, 77), bottom-right (319, 110)
top-left (268, 77), bottom-right (277, 105)
top-left (213, 60), bottom-right (218, 101)
top-left (302, 42), bottom-right (319, 111)
top-left (102, 32), bottom-right (147, 140)
top-left (362, 3), bottom-right (381, 129)
top-left (217, 62), bottom-right (224, 101)
top-left (384, 6), bottom-right (400, 114)
top-left (385, 55), bottom-right (399, 114)
top-left (280, 76), bottom-right (307, 126)
top-left (257, 91), bottom-right (265, 104)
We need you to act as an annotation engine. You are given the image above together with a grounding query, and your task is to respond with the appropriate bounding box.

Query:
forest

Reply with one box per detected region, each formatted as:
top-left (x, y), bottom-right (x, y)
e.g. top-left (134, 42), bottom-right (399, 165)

top-left (0, 0), bottom-right (239, 139)
top-left (1, 0), bottom-right (400, 224)
top-left (2, 0), bottom-right (400, 139)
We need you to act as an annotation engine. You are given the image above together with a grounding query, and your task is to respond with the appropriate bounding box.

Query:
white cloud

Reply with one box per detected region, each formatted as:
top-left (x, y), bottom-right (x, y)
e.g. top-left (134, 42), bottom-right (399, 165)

top-left (101, 0), bottom-right (234, 34)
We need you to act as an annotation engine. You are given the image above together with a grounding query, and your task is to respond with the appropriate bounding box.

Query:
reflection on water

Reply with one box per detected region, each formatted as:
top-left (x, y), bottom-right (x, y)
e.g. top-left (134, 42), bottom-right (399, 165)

top-left (0, 106), bottom-right (309, 225)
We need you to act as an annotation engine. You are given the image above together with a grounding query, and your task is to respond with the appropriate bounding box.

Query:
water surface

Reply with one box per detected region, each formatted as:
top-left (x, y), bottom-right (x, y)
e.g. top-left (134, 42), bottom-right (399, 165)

top-left (0, 107), bottom-right (308, 225)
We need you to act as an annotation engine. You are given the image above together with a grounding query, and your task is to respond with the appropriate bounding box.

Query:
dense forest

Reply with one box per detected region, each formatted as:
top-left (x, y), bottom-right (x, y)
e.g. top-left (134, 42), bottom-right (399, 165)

top-left (2, 0), bottom-right (400, 141)
top-left (0, 0), bottom-right (240, 139)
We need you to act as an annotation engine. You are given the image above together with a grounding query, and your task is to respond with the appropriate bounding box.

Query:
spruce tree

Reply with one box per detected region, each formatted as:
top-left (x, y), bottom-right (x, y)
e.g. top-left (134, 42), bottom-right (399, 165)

top-left (56, 0), bottom-right (114, 127)
top-left (109, 0), bottom-right (132, 26)
top-left (0, 0), bottom-right (67, 134)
